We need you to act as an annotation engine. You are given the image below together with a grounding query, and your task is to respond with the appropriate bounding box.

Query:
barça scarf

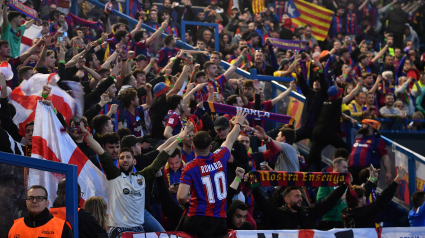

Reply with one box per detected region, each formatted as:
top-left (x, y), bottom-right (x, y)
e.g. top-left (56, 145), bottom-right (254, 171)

top-left (9, 0), bottom-right (38, 20)
top-left (248, 171), bottom-right (355, 195)
top-left (204, 102), bottom-right (294, 125)
top-left (268, 38), bottom-right (308, 50)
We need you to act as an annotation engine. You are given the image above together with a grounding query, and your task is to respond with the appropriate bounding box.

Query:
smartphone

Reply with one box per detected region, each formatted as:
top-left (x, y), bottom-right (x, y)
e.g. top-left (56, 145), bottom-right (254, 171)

top-left (57, 36), bottom-right (63, 44)
top-left (175, 2), bottom-right (179, 6)
top-left (63, 32), bottom-right (68, 38)
top-left (214, 92), bottom-right (220, 100)
top-left (370, 164), bottom-right (375, 171)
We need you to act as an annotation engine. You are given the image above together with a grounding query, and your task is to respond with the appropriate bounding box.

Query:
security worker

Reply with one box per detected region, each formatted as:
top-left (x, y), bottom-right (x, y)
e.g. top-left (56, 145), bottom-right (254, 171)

top-left (8, 185), bottom-right (73, 238)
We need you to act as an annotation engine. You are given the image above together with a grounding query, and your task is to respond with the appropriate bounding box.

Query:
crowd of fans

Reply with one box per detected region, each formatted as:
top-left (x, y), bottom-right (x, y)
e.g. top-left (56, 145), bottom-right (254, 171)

top-left (1, 0), bottom-right (425, 237)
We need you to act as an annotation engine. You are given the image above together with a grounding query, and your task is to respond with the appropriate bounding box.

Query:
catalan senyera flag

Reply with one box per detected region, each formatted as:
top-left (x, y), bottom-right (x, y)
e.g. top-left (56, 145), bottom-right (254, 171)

top-left (287, 0), bottom-right (333, 41)
top-left (252, 0), bottom-right (265, 15)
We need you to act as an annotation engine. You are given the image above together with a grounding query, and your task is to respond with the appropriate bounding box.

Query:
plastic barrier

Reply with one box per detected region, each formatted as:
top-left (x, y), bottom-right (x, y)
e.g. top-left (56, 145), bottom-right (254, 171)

top-left (181, 20), bottom-right (219, 52)
top-left (0, 151), bottom-right (79, 238)
top-left (123, 227), bottom-right (425, 238)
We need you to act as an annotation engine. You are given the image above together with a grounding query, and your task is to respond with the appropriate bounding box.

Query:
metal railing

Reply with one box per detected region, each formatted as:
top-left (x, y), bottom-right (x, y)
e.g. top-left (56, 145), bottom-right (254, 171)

top-left (181, 20), bottom-right (219, 52)
top-left (0, 151), bottom-right (79, 238)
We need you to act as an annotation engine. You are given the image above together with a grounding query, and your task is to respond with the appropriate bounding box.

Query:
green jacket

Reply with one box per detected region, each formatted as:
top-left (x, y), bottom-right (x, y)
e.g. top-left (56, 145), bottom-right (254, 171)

top-left (317, 186), bottom-right (347, 221)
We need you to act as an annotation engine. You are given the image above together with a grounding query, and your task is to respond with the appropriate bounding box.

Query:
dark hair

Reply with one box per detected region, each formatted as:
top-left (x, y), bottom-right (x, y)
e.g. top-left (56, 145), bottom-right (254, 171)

top-left (134, 30), bottom-right (145, 42)
top-left (115, 30), bottom-right (128, 42)
top-left (85, 53), bottom-right (95, 67)
top-left (18, 66), bottom-right (33, 84)
top-left (49, 9), bottom-right (60, 21)
top-left (117, 127), bottom-right (132, 139)
top-left (164, 35), bottom-right (174, 45)
top-left (203, 61), bottom-right (216, 71)
top-left (9, 11), bottom-right (23, 22)
top-left (132, 69), bottom-right (145, 78)
top-left (358, 168), bottom-right (370, 184)
top-left (135, 55), bottom-right (148, 62)
top-left (235, 202), bottom-right (248, 211)
top-left (334, 148), bottom-right (349, 159)
top-left (92, 115), bottom-right (112, 133)
top-left (28, 185), bottom-right (48, 198)
top-left (69, 116), bottom-right (88, 128)
top-left (226, 94), bottom-right (240, 105)
top-left (339, 48), bottom-right (350, 55)
top-left (195, 71), bottom-right (206, 81)
top-left (170, 148), bottom-right (181, 158)
top-left (197, 38), bottom-right (206, 45)
top-left (385, 94), bottom-right (394, 99)
top-left (167, 95), bottom-right (183, 110)
top-left (193, 131), bottom-right (212, 150)
top-left (122, 74), bottom-right (134, 86)
top-left (119, 147), bottom-right (134, 158)
top-left (25, 121), bottom-right (34, 130)
top-left (211, 51), bottom-right (221, 59)
top-left (282, 186), bottom-right (301, 199)
top-left (243, 79), bottom-right (254, 88)
top-left (412, 191), bottom-right (425, 208)
top-left (101, 132), bottom-right (120, 146)
top-left (346, 185), bottom-right (365, 208)
top-left (113, 23), bottom-right (124, 32)
top-left (98, 68), bottom-right (110, 76)
top-left (279, 128), bottom-right (296, 144)
top-left (362, 73), bottom-right (373, 79)
top-left (0, 40), bottom-right (9, 49)
top-left (120, 88), bottom-right (138, 108)
top-left (229, 44), bottom-right (239, 54)
top-left (358, 54), bottom-right (368, 62)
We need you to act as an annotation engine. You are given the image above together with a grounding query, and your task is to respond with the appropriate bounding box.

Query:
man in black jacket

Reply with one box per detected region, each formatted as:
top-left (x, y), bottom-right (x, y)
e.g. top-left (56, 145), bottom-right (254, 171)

top-left (211, 116), bottom-right (250, 186)
top-left (342, 166), bottom-right (406, 228)
top-left (295, 72), bottom-right (328, 142)
top-left (379, 1), bottom-right (409, 49)
top-left (8, 185), bottom-right (73, 238)
top-left (252, 184), bottom-right (347, 229)
top-left (227, 200), bottom-right (254, 230)
top-left (49, 179), bottom-right (107, 238)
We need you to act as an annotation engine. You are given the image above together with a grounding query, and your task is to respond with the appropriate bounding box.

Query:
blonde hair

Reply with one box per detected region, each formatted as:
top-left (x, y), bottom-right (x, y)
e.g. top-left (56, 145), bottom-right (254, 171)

top-left (83, 196), bottom-right (108, 230)
top-left (394, 100), bottom-right (403, 107)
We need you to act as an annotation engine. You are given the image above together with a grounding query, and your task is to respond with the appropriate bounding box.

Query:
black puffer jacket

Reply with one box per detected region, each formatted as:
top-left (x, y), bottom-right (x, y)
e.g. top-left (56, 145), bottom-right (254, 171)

top-left (252, 185), bottom-right (347, 229)
top-left (341, 181), bottom-right (399, 228)
top-left (380, 8), bottom-right (409, 33)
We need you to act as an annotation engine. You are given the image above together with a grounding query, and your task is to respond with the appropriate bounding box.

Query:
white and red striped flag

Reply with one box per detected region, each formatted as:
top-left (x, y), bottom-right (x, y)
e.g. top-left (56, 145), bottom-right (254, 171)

top-left (10, 73), bottom-right (74, 137)
top-left (20, 24), bottom-right (42, 55)
top-left (28, 102), bottom-right (108, 205)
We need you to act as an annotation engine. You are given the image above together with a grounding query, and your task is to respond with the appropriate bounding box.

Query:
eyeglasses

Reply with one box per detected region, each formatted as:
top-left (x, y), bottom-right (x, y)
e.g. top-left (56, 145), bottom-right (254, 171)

top-left (26, 196), bottom-right (47, 202)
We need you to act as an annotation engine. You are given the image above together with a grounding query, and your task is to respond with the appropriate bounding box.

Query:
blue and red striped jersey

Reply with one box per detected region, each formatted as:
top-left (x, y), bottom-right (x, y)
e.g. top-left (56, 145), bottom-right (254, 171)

top-left (180, 147), bottom-right (230, 218)
top-left (349, 135), bottom-right (388, 168)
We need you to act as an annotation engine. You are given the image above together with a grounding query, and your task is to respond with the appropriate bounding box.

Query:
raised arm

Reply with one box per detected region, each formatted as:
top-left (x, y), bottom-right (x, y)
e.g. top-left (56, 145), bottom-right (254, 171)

top-left (342, 78), bottom-right (363, 104)
top-left (183, 83), bottom-right (207, 105)
top-left (2, 3), bottom-right (7, 28)
top-left (271, 80), bottom-right (296, 106)
top-left (167, 64), bottom-right (190, 96)
top-left (142, 83), bottom-right (153, 110)
top-left (369, 75), bottom-right (382, 94)
top-left (24, 19), bottom-right (35, 29)
top-left (372, 44), bottom-right (388, 64)
top-left (35, 36), bottom-right (54, 68)
top-left (221, 110), bottom-right (247, 151)
top-left (223, 49), bottom-right (246, 80)
top-left (130, 18), bottom-right (143, 39)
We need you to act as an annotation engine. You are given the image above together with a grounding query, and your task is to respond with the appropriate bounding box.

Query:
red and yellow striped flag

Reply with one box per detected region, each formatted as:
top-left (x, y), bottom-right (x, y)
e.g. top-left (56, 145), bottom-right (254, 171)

top-left (291, 0), bottom-right (333, 41)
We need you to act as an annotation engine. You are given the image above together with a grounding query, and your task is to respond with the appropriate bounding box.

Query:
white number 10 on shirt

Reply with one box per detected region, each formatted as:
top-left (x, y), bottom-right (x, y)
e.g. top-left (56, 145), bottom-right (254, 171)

top-left (201, 171), bottom-right (227, 203)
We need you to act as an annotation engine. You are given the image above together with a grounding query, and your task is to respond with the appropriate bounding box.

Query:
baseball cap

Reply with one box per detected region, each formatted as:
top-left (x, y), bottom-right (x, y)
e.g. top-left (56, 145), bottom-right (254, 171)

top-left (362, 119), bottom-right (380, 130)
top-left (245, 31), bottom-right (260, 41)
top-left (278, 58), bottom-right (290, 70)
top-left (327, 86), bottom-right (343, 100)
top-left (153, 82), bottom-right (170, 97)
top-left (231, 6), bottom-right (238, 11)
top-left (121, 135), bottom-right (144, 148)
top-left (214, 116), bottom-right (230, 130)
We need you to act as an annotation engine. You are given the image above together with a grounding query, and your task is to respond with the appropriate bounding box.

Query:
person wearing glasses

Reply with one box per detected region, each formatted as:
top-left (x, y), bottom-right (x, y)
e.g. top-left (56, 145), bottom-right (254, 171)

top-left (8, 185), bottom-right (73, 238)
top-left (49, 179), bottom-right (107, 237)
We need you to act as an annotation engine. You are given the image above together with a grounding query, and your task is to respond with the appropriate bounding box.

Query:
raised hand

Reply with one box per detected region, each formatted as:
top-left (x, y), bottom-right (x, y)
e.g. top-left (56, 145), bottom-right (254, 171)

top-left (42, 85), bottom-right (52, 97)
top-left (289, 80), bottom-right (296, 90)
top-left (111, 63), bottom-right (120, 77)
top-left (253, 79), bottom-right (260, 91)
top-left (99, 93), bottom-right (111, 106)
top-left (254, 125), bottom-right (268, 140)
top-left (144, 83), bottom-right (152, 91)
top-left (234, 109), bottom-right (248, 125)
top-left (194, 82), bottom-right (207, 91)
top-left (109, 104), bottom-right (119, 114)
top-left (235, 167), bottom-right (245, 179)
